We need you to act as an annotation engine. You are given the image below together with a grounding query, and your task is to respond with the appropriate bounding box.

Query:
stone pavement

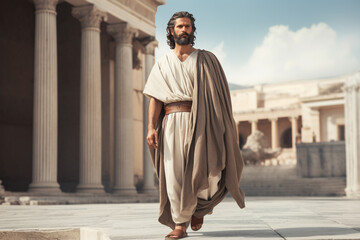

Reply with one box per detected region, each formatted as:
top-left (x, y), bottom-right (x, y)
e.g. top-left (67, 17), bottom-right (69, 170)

top-left (0, 197), bottom-right (360, 240)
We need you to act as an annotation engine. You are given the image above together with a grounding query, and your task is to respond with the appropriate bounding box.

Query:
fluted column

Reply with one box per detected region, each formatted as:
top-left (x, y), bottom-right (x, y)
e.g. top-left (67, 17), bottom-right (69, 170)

top-left (108, 23), bottom-right (138, 195)
top-left (345, 72), bottom-right (360, 197)
top-left (29, 0), bottom-right (60, 192)
top-left (270, 118), bottom-right (279, 149)
top-left (72, 5), bottom-right (106, 193)
top-left (142, 40), bottom-right (158, 194)
top-left (251, 120), bottom-right (258, 133)
top-left (290, 116), bottom-right (298, 149)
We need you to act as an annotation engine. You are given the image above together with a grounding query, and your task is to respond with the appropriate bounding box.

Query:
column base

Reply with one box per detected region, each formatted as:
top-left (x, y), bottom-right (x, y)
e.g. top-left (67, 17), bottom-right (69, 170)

top-left (112, 186), bottom-right (137, 195)
top-left (28, 182), bottom-right (61, 193)
top-left (345, 188), bottom-right (360, 198)
top-left (0, 180), bottom-right (5, 194)
top-left (141, 185), bottom-right (158, 195)
top-left (76, 183), bottom-right (105, 193)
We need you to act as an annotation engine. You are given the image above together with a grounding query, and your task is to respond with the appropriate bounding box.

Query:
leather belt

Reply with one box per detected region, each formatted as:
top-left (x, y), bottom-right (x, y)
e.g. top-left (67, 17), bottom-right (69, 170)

top-left (164, 101), bottom-right (192, 115)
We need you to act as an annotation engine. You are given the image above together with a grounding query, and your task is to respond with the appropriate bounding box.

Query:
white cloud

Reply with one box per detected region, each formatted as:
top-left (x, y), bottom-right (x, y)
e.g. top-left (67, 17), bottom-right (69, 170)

top-left (232, 23), bottom-right (360, 85)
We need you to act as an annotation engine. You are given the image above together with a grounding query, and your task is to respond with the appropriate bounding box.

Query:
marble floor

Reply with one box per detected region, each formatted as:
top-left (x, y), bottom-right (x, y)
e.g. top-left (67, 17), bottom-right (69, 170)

top-left (0, 197), bottom-right (360, 240)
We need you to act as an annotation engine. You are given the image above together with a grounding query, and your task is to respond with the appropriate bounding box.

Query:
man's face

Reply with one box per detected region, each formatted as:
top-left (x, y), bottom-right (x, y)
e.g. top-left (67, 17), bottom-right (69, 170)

top-left (172, 17), bottom-right (193, 46)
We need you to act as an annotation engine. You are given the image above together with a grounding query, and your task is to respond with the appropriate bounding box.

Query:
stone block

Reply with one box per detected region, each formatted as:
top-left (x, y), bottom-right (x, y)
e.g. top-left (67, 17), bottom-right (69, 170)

top-left (0, 229), bottom-right (81, 240)
top-left (29, 200), bottom-right (38, 205)
top-left (0, 180), bottom-right (4, 194)
top-left (19, 196), bottom-right (30, 202)
top-left (296, 141), bottom-right (346, 178)
top-left (4, 196), bottom-right (17, 203)
top-left (19, 196), bottom-right (30, 205)
top-left (240, 165), bottom-right (346, 196)
top-left (0, 228), bottom-right (111, 240)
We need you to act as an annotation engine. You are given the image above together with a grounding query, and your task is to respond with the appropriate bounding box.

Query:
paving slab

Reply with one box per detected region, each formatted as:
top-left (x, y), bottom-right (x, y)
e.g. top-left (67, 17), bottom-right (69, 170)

top-left (0, 197), bottom-right (360, 240)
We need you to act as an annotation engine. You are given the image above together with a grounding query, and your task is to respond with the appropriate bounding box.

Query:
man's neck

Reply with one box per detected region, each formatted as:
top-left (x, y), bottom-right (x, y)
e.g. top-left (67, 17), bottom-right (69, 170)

top-left (173, 44), bottom-right (196, 56)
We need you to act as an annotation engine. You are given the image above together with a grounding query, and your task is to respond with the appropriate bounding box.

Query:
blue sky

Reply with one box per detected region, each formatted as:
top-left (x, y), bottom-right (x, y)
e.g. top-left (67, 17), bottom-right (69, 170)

top-left (155, 0), bottom-right (360, 85)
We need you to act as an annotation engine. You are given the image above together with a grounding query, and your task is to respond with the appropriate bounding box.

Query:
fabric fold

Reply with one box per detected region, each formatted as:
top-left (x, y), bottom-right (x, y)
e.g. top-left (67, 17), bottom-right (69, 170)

top-left (147, 49), bottom-right (245, 229)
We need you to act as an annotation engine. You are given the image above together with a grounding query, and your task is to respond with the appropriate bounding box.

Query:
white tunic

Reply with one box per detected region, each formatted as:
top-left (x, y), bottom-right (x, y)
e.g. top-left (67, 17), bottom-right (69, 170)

top-left (144, 50), bottom-right (220, 224)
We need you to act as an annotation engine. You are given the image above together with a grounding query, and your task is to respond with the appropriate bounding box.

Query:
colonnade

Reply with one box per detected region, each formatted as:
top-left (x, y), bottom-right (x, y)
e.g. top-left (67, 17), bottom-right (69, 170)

top-left (244, 116), bottom-right (299, 150)
top-left (23, 0), bottom-right (157, 194)
top-left (142, 41), bottom-right (158, 193)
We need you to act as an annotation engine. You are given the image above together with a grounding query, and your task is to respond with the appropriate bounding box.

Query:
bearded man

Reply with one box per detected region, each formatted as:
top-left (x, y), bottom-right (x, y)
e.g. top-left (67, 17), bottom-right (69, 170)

top-left (143, 11), bottom-right (245, 240)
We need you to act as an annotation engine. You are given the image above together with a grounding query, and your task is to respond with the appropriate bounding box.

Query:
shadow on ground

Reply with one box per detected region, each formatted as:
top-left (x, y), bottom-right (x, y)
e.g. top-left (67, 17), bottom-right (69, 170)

top-left (200, 227), bottom-right (360, 238)
top-left (201, 229), bottom-right (279, 238)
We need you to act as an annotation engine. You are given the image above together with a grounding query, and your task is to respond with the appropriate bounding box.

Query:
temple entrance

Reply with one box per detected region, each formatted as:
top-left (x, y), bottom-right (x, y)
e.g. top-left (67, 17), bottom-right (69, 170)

top-left (239, 134), bottom-right (245, 149)
top-left (281, 128), bottom-right (292, 148)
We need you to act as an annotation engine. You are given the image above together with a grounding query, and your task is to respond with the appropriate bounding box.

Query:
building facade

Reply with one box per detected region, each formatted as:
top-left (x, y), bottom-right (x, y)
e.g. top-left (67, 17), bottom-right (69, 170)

top-left (0, 0), bottom-right (164, 194)
top-left (231, 76), bottom-right (347, 156)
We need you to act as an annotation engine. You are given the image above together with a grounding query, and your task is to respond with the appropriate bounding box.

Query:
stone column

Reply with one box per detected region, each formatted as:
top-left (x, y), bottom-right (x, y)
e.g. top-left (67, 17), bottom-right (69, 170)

top-left (344, 72), bottom-right (360, 197)
top-left (142, 40), bottom-right (158, 194)
top-left (290, 116), bottom-right (298, 149)
top-left (236, 122), bottom-right (240, 138)
top-left (72, 5), bottom-right (106, 193)
top-left (251, 120), bottom-right (258, 133)
top-left (310, 109), bottom-right (320, 142)
top-left (270, 118), bottom-right (279, 149)
top-left (29, 0), bottom-right (60, 192)
top-left (107, 23), bottom-right (138, 195)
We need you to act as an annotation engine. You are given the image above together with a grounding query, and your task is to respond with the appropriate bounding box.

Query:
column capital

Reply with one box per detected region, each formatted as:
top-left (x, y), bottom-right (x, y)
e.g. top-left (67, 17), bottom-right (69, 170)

top-left (144, 40), bottom-right (158, 55)
top-left (269, 117), bottom-right (278, 122)
top-left (72, 5), bottom-right (107, 30)
top-left (107, 23), bottom-right (138, 45)
top-left (345, 72), bottom-right (360, 92)
top-left (289, 116), bottom-right (299, 121)
top-left (33, 0), bottom-right (58, 12)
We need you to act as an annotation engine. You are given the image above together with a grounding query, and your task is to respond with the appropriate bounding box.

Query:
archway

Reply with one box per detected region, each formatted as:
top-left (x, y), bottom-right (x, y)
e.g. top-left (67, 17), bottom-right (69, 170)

top-left (239, 134), bottom-right (245, 149)
top-left (280, 128), bottom-right (292, 148)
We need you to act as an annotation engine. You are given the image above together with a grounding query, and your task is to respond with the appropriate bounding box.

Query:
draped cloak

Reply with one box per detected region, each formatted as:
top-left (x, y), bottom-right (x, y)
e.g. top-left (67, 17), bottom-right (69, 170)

top-left (147, 50), bottom-right (245, 229)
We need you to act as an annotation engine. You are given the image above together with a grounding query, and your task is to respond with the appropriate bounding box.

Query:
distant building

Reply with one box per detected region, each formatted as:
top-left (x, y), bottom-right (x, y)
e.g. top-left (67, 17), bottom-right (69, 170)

top-left (231, 76), bottom-right (347, 152)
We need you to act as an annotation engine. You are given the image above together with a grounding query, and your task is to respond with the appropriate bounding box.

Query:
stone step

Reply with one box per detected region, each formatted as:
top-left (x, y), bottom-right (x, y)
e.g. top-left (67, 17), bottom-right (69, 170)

top-left (240, 165), bottom-right (346, 196)
top-left (1, 192), bottom-right (159, 205)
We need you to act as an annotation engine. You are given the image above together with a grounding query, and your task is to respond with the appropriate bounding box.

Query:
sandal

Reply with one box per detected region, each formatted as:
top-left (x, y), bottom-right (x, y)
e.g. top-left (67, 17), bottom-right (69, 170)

top-left (165, 229), bottom-right (188, 239)
top-left (191, 215), bottom-right (203, 231)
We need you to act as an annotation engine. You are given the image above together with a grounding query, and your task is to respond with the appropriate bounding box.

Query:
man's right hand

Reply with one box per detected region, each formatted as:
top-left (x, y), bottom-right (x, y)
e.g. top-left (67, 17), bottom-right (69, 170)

top-left (147, 128), bottom-right (158, 149)
top-left (147, 97), bottom-right (163, 149)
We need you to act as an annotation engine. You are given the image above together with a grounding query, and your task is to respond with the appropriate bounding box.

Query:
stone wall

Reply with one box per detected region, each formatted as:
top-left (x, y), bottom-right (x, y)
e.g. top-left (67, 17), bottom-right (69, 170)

top-left (320, 106), bottom-right (344, 141)
top-left (240, 165), bottom-right (345, 196)
top-left (240, 141), bottom-right (347, 196)
top-left (296, 141), bottom-right (346, 178)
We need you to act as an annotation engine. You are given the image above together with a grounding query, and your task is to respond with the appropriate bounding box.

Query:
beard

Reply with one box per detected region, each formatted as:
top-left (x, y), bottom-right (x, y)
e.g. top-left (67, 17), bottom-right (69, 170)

top-left (174, 32), bottom-right (193, 46)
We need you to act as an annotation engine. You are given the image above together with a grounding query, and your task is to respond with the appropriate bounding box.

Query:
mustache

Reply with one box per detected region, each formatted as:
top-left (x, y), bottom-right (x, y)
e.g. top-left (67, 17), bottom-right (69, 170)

top-left (179, 33), bottom-right (190, 37)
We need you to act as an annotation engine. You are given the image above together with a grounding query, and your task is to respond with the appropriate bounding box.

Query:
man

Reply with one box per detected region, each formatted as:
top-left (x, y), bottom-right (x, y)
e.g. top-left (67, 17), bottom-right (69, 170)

top-left (143, 11), bottom-right (245, 239)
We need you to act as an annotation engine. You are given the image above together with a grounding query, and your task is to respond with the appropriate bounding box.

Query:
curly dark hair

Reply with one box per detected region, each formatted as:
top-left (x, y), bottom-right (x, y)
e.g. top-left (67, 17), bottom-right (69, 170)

top-left (166, 11), bottom-right (196, 49)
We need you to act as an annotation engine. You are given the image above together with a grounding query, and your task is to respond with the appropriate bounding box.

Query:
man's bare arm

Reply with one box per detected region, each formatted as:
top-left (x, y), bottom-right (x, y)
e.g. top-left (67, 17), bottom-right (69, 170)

top-left (147, 97), bottom-right (163, 149)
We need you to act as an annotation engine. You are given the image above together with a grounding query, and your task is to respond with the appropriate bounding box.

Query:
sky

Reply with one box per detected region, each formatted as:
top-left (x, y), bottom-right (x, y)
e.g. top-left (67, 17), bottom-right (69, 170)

top-left (154, 0), bottom-right (360, 86)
